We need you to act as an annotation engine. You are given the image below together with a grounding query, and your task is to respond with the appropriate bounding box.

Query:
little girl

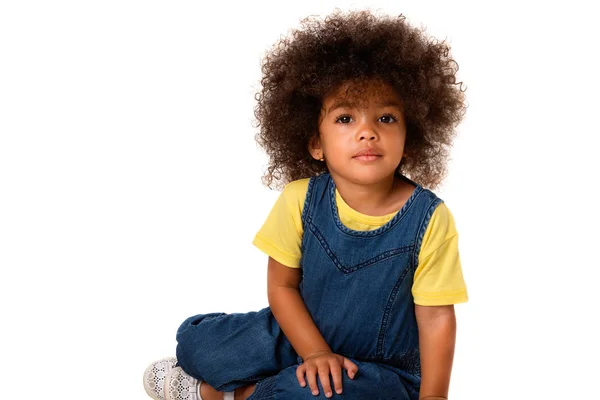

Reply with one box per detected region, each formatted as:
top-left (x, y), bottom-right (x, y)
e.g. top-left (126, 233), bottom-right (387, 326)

top-left (144, 9), bottom-right (468, 400)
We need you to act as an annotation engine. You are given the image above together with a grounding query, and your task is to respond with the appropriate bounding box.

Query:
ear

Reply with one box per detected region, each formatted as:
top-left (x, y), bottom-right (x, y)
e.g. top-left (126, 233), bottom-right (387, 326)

top-left (308, 134), bottom-right (323, 160)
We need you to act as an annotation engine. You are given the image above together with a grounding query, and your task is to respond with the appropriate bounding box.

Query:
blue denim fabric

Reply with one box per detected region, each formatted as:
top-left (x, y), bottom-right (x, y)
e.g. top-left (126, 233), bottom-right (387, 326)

top-left (176, 172), bottom-right (443, 399)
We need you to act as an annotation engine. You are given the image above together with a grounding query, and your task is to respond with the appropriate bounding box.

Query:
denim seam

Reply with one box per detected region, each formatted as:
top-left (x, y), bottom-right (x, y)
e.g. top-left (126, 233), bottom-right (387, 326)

top-left (412, 197), bottom-right (443, 270)
top-left (299, 174), bottom-right (318, 270)
top-left (300, 173), bottom-right (318, 226)
top-left (328, 173), bottom-right (424, 238)
top-left (376, 262), bottom-right (411, 357)
top-left (307, 221), bottom-right (413, 274)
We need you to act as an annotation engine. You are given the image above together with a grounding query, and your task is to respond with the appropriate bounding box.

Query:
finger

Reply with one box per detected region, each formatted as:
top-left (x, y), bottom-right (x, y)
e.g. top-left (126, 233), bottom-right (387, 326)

top-left (317, 365), bottom-right (333, 398)
top-left (306, 366), bottom-right (319, 396)
top-left (342, 358), bottom-right (359, 379)
top-left (329, 360), bottom-right (343, 395)
top-left (296, 364), bottom-right (306, 388)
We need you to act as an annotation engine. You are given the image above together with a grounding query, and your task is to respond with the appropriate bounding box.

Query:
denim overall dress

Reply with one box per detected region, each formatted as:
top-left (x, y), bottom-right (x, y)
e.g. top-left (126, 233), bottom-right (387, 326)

top-left (175, 172), bottom-right (444, 400)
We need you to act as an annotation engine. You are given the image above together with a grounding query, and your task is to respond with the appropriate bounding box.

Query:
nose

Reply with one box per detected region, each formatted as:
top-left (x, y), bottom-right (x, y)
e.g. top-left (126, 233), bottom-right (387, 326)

top-left (355, 120), bottom-right (379, 141)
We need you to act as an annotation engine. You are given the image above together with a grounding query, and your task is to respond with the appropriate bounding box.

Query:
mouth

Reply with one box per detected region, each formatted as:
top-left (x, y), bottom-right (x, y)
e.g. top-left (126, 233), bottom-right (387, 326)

top-left (353, 154), bottom-right (382, 162)
top-left (353, 148), bottom-right (382, 161)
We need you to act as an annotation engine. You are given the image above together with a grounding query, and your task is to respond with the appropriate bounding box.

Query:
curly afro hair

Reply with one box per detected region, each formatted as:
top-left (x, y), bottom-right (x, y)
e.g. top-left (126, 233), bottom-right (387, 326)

top-left (254, 9), bottom-right (467, 191)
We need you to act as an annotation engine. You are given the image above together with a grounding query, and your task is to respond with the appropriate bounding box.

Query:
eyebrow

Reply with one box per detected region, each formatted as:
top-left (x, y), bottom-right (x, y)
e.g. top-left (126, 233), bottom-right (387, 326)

top-left (326, 99), bottom-right (403, 114)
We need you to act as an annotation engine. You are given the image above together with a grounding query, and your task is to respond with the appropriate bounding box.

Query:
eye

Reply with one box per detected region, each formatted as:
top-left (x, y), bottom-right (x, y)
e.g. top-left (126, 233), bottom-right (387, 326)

top-left (335, 115), bottom-right (353, 124)
top-left (379, 114), bottom-right (398, 124)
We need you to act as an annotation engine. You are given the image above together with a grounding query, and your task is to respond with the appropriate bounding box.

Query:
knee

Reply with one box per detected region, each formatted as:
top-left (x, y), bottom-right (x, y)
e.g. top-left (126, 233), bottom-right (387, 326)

top-left (273, 361), bottom-right (411, 399)
top-left (175, 313), bottom-right (227, 372)
top-left (176, 313), bottom-right (227, 343)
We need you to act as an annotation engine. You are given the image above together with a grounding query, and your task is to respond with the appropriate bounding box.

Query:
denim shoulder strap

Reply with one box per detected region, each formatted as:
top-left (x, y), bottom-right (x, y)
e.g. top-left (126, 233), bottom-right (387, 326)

top-left (410, 188), bottom-right (444, 269)
top-left (300, 172), bottom-right (330, 227)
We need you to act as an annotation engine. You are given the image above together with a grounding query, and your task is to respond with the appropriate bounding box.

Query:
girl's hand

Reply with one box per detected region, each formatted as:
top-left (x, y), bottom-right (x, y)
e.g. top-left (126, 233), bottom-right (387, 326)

top-left (296, 350), bottom-right (358, 398)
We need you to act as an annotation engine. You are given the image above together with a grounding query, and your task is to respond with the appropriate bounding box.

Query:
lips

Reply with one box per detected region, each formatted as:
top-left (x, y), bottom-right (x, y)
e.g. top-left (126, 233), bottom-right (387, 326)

top-left (353, 148), bottom-right (382, 157)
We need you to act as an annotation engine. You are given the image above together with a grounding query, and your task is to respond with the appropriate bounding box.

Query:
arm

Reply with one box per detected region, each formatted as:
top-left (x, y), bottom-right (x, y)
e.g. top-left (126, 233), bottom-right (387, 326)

top-left (267, 256), bottom-right (331, 360)
top-left (415, 304), bottom-right (457, 400)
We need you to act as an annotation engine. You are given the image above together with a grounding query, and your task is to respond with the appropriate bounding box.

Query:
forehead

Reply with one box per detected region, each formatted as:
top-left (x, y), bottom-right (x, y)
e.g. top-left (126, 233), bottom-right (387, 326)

top-left (322, 79), bottom-right (401, 109)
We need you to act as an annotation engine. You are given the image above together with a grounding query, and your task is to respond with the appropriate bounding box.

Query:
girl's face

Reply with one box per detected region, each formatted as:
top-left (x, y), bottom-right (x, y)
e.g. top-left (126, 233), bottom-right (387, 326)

top-left (312, 80), bottom-right (407, 186)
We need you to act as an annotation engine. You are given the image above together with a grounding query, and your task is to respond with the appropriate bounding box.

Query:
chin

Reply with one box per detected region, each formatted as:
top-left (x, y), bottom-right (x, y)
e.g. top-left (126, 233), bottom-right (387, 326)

top-left (343, 170), bottom-right (395, 185)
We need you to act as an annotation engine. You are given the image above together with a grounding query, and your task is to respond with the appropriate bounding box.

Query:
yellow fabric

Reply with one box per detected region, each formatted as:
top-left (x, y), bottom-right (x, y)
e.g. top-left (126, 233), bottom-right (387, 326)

top-left (252, 178), bottom-right (468, 306)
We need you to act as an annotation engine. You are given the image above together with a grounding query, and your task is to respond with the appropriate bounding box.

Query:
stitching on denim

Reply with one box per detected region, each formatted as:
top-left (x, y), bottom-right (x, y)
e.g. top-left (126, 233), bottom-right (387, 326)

top-left (301, 173), bottom-right (318, 226)
top-left (328, 174), bottom-right (425, 238)
top-left (411, 196), bottom-right (443, 270)
top-left (307, 221), bottom-right (413, 274)
top-left (376, 261), bottom-right (411, 357)
top-left (300, 174), bottom-right (319, 270)
top-left (348, 245), bottom-right (413, 272)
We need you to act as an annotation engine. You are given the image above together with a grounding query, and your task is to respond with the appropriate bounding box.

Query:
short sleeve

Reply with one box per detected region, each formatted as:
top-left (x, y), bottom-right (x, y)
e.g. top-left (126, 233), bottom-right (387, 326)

top-left (412, 203), bottom-right (469, 306)
top-left (251, 180), bottom-right (308, 268)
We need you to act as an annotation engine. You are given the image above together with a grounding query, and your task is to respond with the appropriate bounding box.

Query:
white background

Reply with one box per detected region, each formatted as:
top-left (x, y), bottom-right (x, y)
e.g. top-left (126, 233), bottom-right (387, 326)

top-left (1, 1), bottom-right (598, 399)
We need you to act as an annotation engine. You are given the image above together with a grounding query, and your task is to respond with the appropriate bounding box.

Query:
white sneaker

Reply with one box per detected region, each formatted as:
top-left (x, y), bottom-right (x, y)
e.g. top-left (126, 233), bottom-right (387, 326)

top-left (165, 367), bottom-right (235, 400)
top-left (165, 367), bottom-right (201, 400)
top-left (143, 357), bottom-right (178, 400)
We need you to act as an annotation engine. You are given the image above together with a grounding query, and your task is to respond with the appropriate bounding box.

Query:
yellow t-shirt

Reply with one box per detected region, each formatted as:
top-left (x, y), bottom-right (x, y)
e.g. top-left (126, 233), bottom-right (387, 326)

top-left (253, 178), bottom-right (468, 306)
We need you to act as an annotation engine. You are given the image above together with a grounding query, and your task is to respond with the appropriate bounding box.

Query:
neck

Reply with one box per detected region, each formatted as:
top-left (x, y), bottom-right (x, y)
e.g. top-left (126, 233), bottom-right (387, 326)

top-left (331, 172), bottom-right (399, 216)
